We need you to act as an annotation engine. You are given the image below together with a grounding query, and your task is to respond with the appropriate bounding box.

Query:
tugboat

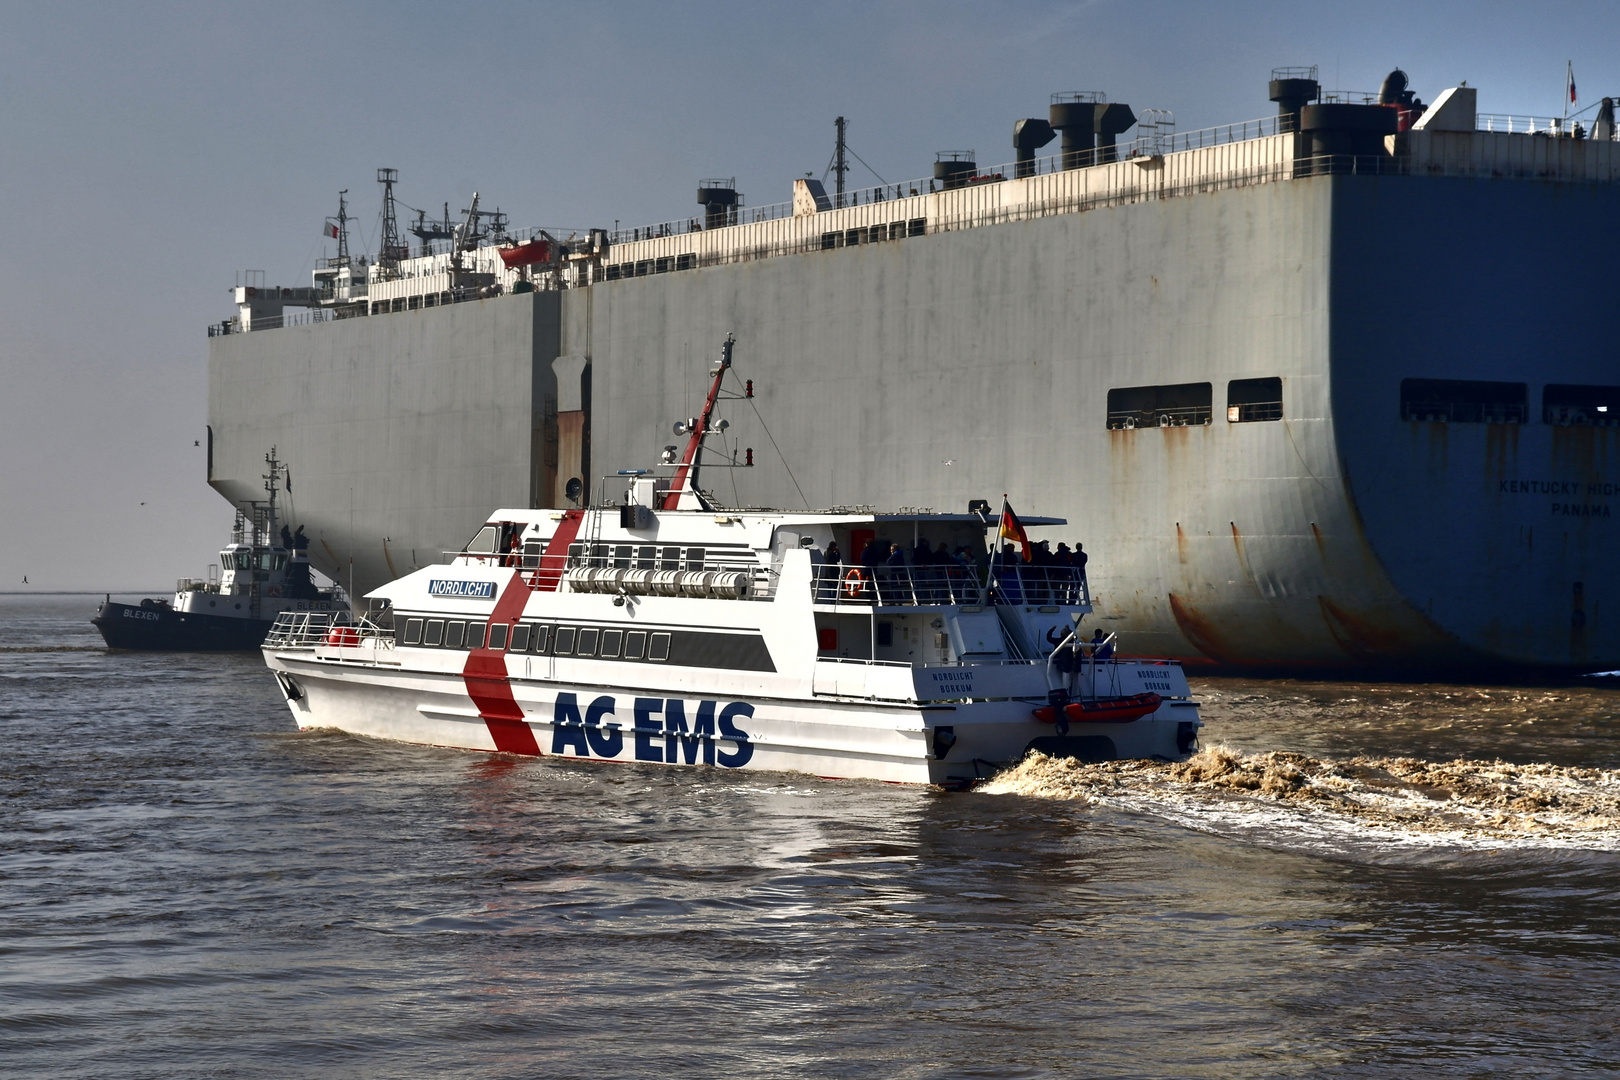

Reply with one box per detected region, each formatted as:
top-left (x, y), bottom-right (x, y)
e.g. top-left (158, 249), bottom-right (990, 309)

top-left (94, 450), bottom-right (347, 650)
top-left (261, 338), bottom-right (1201, 785)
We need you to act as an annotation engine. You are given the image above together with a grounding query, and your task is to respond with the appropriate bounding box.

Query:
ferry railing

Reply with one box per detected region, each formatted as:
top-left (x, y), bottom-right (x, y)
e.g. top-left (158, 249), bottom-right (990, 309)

top-left (812, 562), bottom-right (1089, 608)
top-left (265, 611), bottom-right (393, 649)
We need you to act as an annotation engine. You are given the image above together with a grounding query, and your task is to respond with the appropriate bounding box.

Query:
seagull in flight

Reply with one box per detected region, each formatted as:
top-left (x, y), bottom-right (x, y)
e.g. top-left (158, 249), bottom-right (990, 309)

top-left (21, 575), bottom-right (28, 584)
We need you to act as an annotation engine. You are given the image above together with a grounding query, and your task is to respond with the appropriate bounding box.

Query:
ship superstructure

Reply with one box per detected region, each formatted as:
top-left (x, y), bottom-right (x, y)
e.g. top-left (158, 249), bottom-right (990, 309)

top-left (208, 70), bottom-right (1620, 672)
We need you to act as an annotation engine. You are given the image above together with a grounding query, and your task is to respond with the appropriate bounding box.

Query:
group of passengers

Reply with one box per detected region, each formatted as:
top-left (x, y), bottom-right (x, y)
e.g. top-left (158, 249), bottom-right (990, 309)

top-left (814, 535), bottom-right (1089, 604)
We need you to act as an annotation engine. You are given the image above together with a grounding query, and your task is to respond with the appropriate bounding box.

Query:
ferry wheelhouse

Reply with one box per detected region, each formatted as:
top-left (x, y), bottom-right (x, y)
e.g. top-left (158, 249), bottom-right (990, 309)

top-left (262, 340), bottom-right (1201, 784)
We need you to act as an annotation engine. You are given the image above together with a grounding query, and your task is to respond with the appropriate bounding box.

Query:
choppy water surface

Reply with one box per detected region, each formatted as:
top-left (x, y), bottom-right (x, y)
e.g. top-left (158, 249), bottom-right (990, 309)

top-left (3, 595), bottom-right (1618, 1078)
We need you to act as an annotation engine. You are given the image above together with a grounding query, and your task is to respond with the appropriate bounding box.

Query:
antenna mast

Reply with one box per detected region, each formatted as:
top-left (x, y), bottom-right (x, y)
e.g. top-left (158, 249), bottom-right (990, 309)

top-left (326, 189), bottom-right (351, 268)
top-left (834, 117), bottom-right (848, 208)
top-left (376, 168), bottom-right (407, 278)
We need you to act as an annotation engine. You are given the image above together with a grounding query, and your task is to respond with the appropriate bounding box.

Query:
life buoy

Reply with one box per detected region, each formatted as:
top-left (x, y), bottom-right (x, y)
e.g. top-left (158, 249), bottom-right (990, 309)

top-left (266, 585), bottom-right (282, 598)
top-left (842, 568), bottom-right (867, 599)
top-left (325, 626), bottom-right (361, 647)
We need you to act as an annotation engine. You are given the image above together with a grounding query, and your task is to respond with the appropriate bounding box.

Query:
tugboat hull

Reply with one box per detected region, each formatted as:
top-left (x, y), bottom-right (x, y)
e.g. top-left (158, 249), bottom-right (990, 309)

top-left (93, 601), bottom-right (272, 651)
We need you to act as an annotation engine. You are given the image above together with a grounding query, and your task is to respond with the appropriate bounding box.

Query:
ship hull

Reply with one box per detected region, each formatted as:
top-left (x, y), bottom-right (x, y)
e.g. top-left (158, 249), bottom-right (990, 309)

top-left (209, 163), bottom-right (1619, 672)
top-left (93, 601), bottom-right (272, 651)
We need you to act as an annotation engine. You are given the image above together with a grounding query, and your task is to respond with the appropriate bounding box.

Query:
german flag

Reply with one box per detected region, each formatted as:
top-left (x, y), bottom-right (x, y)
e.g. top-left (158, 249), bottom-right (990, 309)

top-left (998, 499), bottom-right (1032, 562)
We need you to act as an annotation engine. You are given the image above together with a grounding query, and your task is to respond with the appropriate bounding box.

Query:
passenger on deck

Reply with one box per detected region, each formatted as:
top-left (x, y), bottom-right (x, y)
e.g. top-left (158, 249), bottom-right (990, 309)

top-left (859, 538), bottom-right (886, 570)
top-left (1090, 628), bottom-right (1114, 660)
top-left (292, 525), bottom-right (309, 551)
top-left (280, 525), bottom-right (293, 549)
top-left (817, 540), bottom-right (843, 602)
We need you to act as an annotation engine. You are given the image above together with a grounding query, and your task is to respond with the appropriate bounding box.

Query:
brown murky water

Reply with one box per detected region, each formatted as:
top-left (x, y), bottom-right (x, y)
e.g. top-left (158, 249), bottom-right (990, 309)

top-left (4, 598), bottom-right (1619, 1077)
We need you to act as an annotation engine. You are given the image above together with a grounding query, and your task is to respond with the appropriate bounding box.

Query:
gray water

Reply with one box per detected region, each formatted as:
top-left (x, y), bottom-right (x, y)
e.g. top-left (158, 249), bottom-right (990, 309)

top-left (3, 594), bottom-right (1618, 1078)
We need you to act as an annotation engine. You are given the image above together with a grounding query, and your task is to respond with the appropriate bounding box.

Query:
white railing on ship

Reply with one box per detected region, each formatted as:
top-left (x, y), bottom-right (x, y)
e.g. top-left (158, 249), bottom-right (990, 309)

top-left (812, 562), bottom-right (1089, 608)
top-left (1475, 113), bottom-right (1590, 136)
top-left (265, 611), bottom-right (394, 648)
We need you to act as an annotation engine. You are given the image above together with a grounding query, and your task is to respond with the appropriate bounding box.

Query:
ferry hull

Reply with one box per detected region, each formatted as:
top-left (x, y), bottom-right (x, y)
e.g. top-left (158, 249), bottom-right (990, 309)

top-left (265, 649), bottom-right (1196, 786)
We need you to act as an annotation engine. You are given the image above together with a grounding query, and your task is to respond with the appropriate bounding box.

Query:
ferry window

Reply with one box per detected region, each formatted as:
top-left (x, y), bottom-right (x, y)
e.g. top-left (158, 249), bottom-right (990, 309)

top-left (233, 551), bottom-right (253, 571)
top-left (675, 253), bottom-right (695, 271)
top-left (522, 541), bottom-right (543, 569)
top-left (403, 619), bottom-right (424, 646)
top-left (844, 228), bottom-right (862, 247)
top-left (509, 624), bottom-right (531, 651)
top-left (649, 632), bottom-right (672, 662)
top-left (567, 542), bottom-right (585, 565)
top-left (589, 544), bottom-right (609, 567)
top-left (876, 621), bottom-right (894, 648)
top-left (614, 545), bottom-right (632, 569)
top-left (554, 627), bottom-right (576, 654)
top-left (445, 621), bottom-right (466, 649)
top-left (1544, 384), bottom-right (1619, 426)
top-left (908, 218), bottom-right (926, 237)
top-left (467, 526), bottom-right (499, 554)
top-left (820, 232), bottom-right (839, 250)
top-left (624, 630), bottom-right (646, 659)
top-left (1227, 378), bottom-right (1283, 422)
top-left (424, 620), bottom-right (445, 647)
top-left (605, 264), bottom-right (621, 281)
top-left (258, 552), bottom-right (276, 571)
top-left (1107, 383), bottom-right (1212, 429)
top-left (272, 553), bottom-right (289, 570)
top-left (685, 547), bottom-right (706, 572)
top-left (487, 624), bottom-right (507, 650)
top-left (636, 545), bottom-right (657, 570)
top-left (1400, 378), bottom-right (1527, 423)
top-left (659, 546), bottom-right (681, 571)
top-left (466, 623), bottom-right (486, 649)
top-left (600, 629), bottom-right (623, 658)
top-left (577, 628), bottom-right (599, 655)
top-left (654, 256), bottom-right (672, 273)
top-left (888, 222), bottom-right (906, 241)
top-left (530, 625), bottom-right (550, 653)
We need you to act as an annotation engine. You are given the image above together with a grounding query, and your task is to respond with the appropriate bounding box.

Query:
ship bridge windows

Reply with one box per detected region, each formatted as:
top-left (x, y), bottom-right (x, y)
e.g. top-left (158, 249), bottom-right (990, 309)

top-left (466, 526), bottom-right (499, 554)
top-left (1107, 383), bottom-right (1212, 429)
top-left (1544, 384), bottom-right (1619, 427)
top-left (1227, 378), bottom-right (1284, 422)
top-left (1401, 379), bottom-right (1527, 423)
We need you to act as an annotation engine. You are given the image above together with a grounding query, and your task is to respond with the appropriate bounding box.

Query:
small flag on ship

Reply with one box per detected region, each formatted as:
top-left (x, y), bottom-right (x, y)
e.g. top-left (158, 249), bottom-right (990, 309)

top-left (325, 222), bottom-right (340, 239)
top-left (1568, 61), bottom-right (1577, 105)
top-left (999, 498), bottom-right (1033, 563)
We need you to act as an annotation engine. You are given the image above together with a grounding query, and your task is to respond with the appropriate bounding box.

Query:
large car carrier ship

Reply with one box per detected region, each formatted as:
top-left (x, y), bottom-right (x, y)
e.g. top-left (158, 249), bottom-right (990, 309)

top-left (206, 68), bottom-right (1620, 673)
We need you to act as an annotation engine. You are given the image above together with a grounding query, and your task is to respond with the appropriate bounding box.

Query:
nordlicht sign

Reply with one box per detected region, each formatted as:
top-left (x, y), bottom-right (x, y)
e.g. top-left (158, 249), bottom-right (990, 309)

top-left (428, 579), bottom-right (497, 599)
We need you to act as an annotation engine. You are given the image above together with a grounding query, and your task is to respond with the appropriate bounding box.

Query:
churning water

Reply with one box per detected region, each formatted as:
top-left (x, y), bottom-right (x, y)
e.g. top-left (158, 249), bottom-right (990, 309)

top-left (3, 595), bottom-right (1619, 1078)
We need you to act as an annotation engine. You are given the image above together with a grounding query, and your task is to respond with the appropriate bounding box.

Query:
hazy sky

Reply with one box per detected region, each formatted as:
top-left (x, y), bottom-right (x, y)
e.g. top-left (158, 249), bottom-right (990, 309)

top-left (2, 0), bottom-right (1613, 590)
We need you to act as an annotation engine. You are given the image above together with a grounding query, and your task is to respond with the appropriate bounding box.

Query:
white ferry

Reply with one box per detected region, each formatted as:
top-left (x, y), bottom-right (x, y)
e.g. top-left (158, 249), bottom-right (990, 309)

top-left (261, 339), bottom-right (1201, 785)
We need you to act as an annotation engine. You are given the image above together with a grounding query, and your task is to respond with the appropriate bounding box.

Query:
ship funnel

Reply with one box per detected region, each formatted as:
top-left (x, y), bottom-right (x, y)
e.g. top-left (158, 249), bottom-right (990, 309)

top-left (1092, 102), bottom-right (1137, 163)
top-left (1595, 97), bottom-right (1616, 142)
top-left (697, 179), bottom-right (738, 229)
top-left (1050, 91), bottom-right (1104, 169)
top-left (1269, 66), bottom-right (1320, 130)
top-left (1013, 118), bottom-right (1056, 178)
top-left (934, 152), bottom-right (977, 190)
top-left (1378, 69), bottom-right (1410, 105)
